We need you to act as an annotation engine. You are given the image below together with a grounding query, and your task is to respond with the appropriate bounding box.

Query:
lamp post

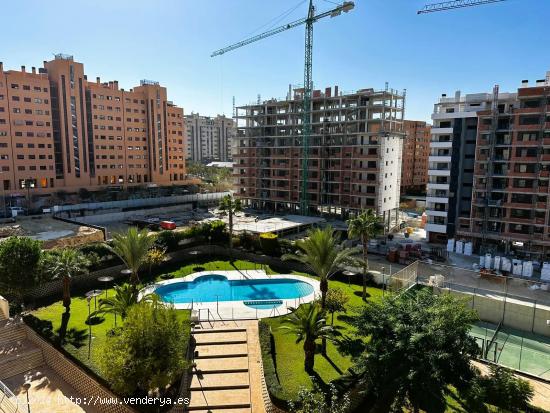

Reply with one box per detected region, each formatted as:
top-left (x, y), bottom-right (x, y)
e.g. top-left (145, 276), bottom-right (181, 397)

top-left (86, 296), bottom-right (92, 359)
top-left (22, 381), bottom-right (31, 413)
top-left (381, 266), bottom-right (386, 296)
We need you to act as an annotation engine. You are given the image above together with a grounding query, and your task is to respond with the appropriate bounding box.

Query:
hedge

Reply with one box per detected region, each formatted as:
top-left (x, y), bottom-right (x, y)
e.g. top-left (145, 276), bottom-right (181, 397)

top-left (258, 319), bottom-right (288, 408)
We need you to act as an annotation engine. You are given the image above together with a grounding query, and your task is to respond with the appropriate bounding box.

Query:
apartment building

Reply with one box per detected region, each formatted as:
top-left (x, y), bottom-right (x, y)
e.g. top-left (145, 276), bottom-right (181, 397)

top-left (426, 90), bottom-right (515, 243)
top-left (0, 55), bottom-right (186, 198)
top-left (401, 120), bottom-right (431, 194)
top-left (234, 85), bottom-right (405, 227)
top-left (456, 75), bottom-right (550, 260)
top-left (185, 113), bottom-right (234, 162)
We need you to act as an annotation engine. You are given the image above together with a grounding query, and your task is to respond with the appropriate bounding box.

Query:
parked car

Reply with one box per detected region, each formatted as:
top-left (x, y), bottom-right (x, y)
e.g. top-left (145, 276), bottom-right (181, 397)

top-left (9, 206), bottom-right (27, 216)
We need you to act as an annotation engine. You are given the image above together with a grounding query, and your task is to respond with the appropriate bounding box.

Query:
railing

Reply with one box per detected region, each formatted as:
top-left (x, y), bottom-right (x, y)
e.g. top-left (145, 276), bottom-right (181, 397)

top-left (0, 379), bottom-right (24, 413)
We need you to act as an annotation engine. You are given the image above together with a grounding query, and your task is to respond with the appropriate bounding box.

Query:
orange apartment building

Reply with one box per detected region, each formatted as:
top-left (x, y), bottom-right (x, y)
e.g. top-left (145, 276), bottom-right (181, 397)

top-left (0, 54), bottom-right (186, 202)
top-left (401, 120), bottom-right (430, 194)
top-left (454, 74), bottom-right (550, 260)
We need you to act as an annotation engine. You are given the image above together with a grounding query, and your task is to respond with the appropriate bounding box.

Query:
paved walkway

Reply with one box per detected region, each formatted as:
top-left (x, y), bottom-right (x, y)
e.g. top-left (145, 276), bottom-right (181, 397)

top-left (188, 320), bottom-right (265, 413)
top-left (0, 320), bottom-right (97, 413)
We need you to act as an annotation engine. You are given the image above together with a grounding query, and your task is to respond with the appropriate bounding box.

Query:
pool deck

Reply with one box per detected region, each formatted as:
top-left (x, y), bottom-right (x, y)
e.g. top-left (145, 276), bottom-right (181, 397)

top-left (140, 270), bottom-right (321, 320)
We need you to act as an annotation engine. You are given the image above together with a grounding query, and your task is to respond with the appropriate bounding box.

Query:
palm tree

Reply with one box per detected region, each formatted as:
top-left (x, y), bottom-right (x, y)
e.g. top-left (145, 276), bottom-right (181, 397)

top-left (47, 248), bottom-right (90, 312)
top-left (347, 209), bottom-right (383, 298)
top-left (279, 304), bottom-right (334, 372)
top-left (92, 283), bottom-right (139, 321)
top-left (108, 227), bottom-right (154, 287)
top-left (283, 226), bottom-right (356, 309)
top-left (350, 256), bottom-right (372, 301)
top-left (218, 194), bottom-right (242, 249)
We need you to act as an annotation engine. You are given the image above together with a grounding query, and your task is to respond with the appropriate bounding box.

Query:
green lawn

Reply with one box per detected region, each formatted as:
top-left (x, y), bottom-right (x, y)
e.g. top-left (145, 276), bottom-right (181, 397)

top-left (30, 258), bottom-right (280, 375)
top-left (262, 275), bottom-right (384, 400)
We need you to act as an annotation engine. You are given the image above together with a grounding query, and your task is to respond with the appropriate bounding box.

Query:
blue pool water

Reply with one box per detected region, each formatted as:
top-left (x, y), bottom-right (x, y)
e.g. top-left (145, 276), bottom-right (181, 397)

top-left (155, 274), bottom-right (314, 304)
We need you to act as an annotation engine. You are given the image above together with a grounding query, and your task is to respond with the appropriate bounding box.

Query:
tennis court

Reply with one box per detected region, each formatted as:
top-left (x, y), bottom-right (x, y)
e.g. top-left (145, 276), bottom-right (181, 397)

top-left (470, 321), bottom-right (550, 380)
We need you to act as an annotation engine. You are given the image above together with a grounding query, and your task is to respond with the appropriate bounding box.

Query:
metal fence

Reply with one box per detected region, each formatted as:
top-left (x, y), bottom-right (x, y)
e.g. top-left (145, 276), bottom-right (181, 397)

top-left (0, 379), bottom-right (24, 413)
top-left (414, 261), bottom-right (550, 307)
top-left (52, 191), bottom-right (230, 213)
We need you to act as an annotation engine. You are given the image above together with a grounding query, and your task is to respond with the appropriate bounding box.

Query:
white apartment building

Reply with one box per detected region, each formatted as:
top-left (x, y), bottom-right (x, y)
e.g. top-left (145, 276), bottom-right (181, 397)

top-left (185, 113), bottom-right (235, 162)
top-left (426, 90), bottom-right (515, 243)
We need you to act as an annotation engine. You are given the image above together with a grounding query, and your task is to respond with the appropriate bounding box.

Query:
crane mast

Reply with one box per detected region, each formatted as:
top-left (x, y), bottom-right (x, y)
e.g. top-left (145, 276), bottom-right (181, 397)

top-left (301, 1), bottom-right (314, 215)
top-left (212, 1), bottom-right (354, 215)
top-left (418, 0), bottom-right (506, 14)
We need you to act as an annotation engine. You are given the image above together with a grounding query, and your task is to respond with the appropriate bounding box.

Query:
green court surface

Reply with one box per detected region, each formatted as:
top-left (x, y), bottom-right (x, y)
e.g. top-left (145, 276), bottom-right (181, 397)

top-left (470, 321), bottom-right (550, 380)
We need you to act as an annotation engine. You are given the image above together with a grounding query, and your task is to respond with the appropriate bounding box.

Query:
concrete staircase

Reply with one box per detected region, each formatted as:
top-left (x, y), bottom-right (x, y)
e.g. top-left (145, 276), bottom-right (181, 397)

top-left (0, 319), bottom-right (44, 381)
top-left (188, 327), bottom-right (252, 412)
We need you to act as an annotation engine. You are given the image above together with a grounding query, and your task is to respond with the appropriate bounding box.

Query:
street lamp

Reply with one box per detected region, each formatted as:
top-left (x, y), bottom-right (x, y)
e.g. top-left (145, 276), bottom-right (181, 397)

top-left (381, 266), bottom-right (386, 296)
top-left (86, 296), bottom-right (92, 359)
top-left (22, 381), bottom-right (31, 413)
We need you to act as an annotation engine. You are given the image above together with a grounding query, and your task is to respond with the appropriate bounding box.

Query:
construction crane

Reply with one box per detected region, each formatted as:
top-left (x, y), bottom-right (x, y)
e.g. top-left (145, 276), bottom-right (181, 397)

top-left (418, 0), bottom-right (506, 14)
top-left (212, 1), bottom-right (355, 215)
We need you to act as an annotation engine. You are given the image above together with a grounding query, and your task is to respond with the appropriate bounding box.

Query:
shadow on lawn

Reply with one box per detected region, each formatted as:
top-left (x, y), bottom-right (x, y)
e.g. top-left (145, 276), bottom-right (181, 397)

top-left (334, 335), bottom-right (365, 358)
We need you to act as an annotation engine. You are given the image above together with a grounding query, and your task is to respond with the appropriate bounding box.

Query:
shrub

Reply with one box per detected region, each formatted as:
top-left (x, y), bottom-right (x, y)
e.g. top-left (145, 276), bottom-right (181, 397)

top-left (99, 299), bottom-right (190, 396)
top-left (155, 230), bottom-right (180, 252)
top-left (483, 366), bottom-right (534, 412)
top-left (0, 236), bottom-right (43, 300)
top-left (259, 320), bottom-right (286, 406)
top-left (239, 231), bottom-right (256, 251)
top-left (260, 232), bottom-right (280, 256)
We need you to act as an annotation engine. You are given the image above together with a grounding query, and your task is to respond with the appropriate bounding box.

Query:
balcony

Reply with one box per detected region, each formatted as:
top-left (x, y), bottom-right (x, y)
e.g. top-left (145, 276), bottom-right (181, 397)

top-left (429, 155), bottom-right (452, 163)
top-left (425, 223), bottom-right (447, 233)
top-left (428, 169), bottom-right (451, 177)
top-left (427, 183), bottom-right (449, 190)
top-left (426, 209), bottom-right (448, 217)
top-left (426, 196), bottom-right (449, 204)
top-left (431, 127), bottom-right (454, 135)
top-left (430, 140), bottom-right (453, 148)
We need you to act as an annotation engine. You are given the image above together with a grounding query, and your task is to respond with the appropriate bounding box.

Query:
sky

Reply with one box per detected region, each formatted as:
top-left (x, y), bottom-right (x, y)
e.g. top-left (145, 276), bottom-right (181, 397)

top-left (0, 0), bottom-right (548, 122)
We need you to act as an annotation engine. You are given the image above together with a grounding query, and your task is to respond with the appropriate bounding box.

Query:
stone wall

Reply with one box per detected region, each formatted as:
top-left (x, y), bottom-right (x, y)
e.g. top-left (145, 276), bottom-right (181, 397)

top-left (24, 325), bottom-right (135, 413)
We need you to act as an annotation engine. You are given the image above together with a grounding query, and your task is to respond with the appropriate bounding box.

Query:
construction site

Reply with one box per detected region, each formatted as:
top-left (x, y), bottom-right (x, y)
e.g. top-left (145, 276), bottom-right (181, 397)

top-left (233, 85), bottom-right (405, 230)
top-left (455, 77), bottom-right (550, 261)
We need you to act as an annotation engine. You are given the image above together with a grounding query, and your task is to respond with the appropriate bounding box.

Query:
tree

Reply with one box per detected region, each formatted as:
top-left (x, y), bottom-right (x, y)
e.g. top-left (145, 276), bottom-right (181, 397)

top-left (325, 288), bottom-right (349, 325)
top-left (93, 283), bottom-right (139, 321)
top-left (350, 256), bottom-right (373, 302)
top-left (0, 236), bottom-right (43, 300)
top-left (218, 194), bottom-right (242, 249)
top-left (108, 227), bottom-right (154, 287)
top-left (347, 210), bottom-right (383, 299)
top-left (283, 226), bottom-right (356, 309)
top-left (45, 248), bottom-right (90, 311)
top-left (279, 304), bottom-right (334, 372)
top-left (351, 290), bottom-right (479, 413)
top-left (289, 383), bottom-right (350, 413)
top-left (99, 298), bottom-right (189, 397)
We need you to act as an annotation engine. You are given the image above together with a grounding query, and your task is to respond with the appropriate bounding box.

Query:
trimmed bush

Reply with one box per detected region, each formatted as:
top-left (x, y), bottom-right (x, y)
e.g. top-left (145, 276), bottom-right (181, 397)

top-left (260, 232), bottom-right (280, 256)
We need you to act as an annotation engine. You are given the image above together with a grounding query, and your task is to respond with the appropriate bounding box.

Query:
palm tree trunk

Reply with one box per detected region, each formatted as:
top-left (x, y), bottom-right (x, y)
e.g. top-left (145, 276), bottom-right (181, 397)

top-left (62, 275), bottom-right (71, 311)
top-left (362, 235), bottom-right (368, 300)
top-left (304, 338), bottom-right (316, 373)
top-left (229, 209), bottom-right (235, 250)
top-left (320, 278), bottom-right (328, 309)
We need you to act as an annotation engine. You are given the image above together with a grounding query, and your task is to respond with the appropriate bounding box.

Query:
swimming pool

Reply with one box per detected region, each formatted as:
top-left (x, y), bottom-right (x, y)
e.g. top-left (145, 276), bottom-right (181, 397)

top-left (155, 274), bottom-right (314, 304)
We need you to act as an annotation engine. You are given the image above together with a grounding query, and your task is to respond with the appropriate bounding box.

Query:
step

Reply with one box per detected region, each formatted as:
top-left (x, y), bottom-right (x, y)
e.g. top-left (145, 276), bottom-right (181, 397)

top-left (189, 409), bottom-right (251, 413)
top-left (192, 328), bottom-right (246, 334)
top-left (194, 356), bottom-right (249, 373)
top-left (0, 324), bottom-right (26, 344)
top-left (194, 331), bottom-right (247, 345)
top-left (194, 343), bottom-right (248, 359)
top-left (190, 372), bottom-right (249, 390)
top-left (187, 388), bottom-right (251, 410)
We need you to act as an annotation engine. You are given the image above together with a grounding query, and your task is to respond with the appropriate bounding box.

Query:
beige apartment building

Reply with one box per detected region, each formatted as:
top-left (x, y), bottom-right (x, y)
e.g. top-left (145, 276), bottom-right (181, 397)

top-left (0, 55), bottom-right (187, 199)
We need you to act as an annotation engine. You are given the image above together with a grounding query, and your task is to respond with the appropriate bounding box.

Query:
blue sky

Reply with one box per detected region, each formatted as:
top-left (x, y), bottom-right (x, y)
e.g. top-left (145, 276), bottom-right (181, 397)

top-left (1, 0), bottom-right (548, 122)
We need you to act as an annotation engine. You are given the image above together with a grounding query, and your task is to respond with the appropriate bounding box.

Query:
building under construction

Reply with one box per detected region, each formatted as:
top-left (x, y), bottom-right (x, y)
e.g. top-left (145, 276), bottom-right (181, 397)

top-left (233, 85), bottom-right (405, 227)
top-left (456, 73), bottom-right (550, 260)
